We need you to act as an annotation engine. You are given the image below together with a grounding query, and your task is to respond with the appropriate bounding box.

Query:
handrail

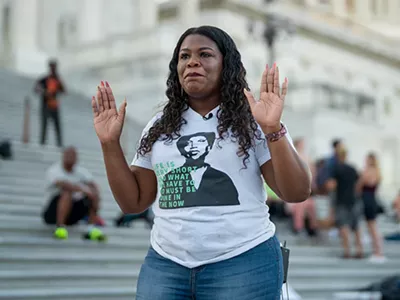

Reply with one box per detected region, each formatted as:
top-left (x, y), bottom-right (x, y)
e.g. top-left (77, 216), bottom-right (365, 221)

top-left (22, 96), bottom-right (30, 144)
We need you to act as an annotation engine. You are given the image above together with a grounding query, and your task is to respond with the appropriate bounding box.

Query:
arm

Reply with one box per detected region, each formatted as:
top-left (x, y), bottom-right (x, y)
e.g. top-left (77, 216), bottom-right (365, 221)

top-left (261, 133), bottom-right (312, 203)
top-left (101, 142), bottom-right (157, 214)
top-left (58, 79), bottom-right (66, 94)
top-left (34, 78), bottom-right (45, 95)
top-left (324, 165), bottom-right (338, 192)
top-left (355, 171), bottom-right (365, 196)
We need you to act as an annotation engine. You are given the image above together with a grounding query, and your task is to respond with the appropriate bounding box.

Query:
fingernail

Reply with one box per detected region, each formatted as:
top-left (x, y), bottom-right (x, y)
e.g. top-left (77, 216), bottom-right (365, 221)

top-left (273, 62), bottom-right (276, 68)
top-left (105, 81), bottom-right (110, 87)
top-left (266, 64), bottom-right (269, 69)
top-left (97, 86), bottom-right (100, 91)
top-left (101, 81), bottom-right (105, 86)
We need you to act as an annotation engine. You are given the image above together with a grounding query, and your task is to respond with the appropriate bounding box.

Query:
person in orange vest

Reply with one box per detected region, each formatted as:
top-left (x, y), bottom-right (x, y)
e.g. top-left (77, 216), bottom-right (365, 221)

top-left (34, 59), bottom-right (66, 147)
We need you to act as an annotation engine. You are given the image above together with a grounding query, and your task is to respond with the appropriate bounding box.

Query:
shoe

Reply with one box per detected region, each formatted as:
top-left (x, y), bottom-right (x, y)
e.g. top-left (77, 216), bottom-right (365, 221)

top-left (83, 227), bottom-right (107, 242)
top-left (368, 255), bottom-right (387, 264)
top-left (54, 227), bottom-right (68, 240)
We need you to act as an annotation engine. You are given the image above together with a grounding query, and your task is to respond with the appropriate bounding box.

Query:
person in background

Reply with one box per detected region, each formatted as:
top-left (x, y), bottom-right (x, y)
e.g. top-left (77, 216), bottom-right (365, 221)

top-left (42, 147), bottom-right (106, 241)
top-left (289, 138), bottom-right (318, 236)
top-left (34, 59), bottom-right (66, 147)
top-left (326, 148), bottom-right (363, 259)
top-left (264, 181), bottom-right (289, 220)
top-left (357, 153), bottom-right (386, 263)
top-left (316, 139), bottom-right (344, 234)
top-left (317, 139), bottom-right (343, 193)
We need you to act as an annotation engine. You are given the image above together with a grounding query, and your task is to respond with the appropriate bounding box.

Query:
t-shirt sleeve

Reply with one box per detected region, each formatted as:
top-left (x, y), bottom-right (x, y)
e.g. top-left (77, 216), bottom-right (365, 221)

top-left (255, 123), bottom-right (294, 166)
top-left (131, 114), bottom-right (162, 170)
top-left (329, 165), bottom-right (338, 180)
top-left (45, 164), bottom-right (63, 188)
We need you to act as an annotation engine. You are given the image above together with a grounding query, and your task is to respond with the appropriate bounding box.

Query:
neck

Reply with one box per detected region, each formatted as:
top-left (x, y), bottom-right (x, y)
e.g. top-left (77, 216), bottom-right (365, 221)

top-left (188, 94), bottom-right (220, 116)
top-left (63, 164), bottom-right (73, 172)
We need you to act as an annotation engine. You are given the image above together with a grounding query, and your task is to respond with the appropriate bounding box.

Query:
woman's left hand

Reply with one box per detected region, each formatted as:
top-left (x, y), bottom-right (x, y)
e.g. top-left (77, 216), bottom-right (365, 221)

top-left (244, 63), bottom-right (288, 133)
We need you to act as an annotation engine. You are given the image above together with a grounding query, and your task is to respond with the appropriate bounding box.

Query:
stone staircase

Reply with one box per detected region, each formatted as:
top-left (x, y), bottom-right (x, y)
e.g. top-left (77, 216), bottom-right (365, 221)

top-left (0, 68), bottom-right (399, 299)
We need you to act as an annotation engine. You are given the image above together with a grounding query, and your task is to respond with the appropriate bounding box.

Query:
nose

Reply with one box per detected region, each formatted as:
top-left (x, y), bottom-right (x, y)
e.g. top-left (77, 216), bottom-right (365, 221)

top-left (187, 56), bottom-right (200, 68)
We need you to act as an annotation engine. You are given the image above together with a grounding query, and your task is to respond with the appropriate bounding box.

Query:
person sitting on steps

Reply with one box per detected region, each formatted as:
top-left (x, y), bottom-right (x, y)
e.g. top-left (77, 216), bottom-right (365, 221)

top-left (42, 146), bottom-right (106, 241)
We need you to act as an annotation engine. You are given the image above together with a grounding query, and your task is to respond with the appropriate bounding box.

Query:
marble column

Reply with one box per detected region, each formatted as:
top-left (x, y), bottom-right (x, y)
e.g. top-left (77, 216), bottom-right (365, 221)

top-left (303, 0), bottom-right (318, 7)
top-left (138, 0), bottom-right (158, 30)
top-left (331, 0), bottom-right (347, 18)
top-left (387, 0), bottom-right (399, 24)
top-left (354, 0), bottom-right (372, 21)
top-left (79, 0), bottom-right (104, 43)
top-left (178, 0), bottom-right (200, 30)
top-left (11, 0), bottom-right (40, 50)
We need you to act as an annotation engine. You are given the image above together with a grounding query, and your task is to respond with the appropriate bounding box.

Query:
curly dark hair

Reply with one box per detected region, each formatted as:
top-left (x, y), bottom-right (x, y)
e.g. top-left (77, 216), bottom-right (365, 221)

top-left (137, 25), bottom-right (262, 167)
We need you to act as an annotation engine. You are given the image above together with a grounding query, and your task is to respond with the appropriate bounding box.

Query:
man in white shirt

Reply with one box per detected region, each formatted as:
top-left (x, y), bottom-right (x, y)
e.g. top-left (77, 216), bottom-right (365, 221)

top-left (42, 147), bottom-right (106, 241)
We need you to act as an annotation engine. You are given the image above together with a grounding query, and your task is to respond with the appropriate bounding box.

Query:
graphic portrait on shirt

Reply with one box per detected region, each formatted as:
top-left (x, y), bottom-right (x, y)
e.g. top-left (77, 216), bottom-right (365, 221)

top-left (158, 132), bottom-right (239, 209)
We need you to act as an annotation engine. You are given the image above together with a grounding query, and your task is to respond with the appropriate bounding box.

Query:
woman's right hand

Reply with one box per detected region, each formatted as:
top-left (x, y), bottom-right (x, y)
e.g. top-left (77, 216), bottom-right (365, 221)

top-left (92, 81), bottom-right (127, 145)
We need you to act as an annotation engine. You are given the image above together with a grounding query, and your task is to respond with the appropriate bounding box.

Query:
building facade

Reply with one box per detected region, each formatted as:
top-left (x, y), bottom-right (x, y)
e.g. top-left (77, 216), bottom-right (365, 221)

top-left (1, 0), bottom-right (400, 199)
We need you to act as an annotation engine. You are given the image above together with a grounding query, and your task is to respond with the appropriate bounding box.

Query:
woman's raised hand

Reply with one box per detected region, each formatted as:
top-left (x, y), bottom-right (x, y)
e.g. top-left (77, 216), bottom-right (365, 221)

top-left (244, 63), bottom-right (288, 133)
top-left (92, 81), bottom-right (127, 145)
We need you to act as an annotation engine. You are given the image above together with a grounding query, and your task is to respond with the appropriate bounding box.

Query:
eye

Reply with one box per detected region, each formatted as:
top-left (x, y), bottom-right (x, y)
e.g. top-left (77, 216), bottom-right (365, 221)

top-left (180, 53), bottom-right (189, 59)
top-left (200, 52), bottom-right (212, 58)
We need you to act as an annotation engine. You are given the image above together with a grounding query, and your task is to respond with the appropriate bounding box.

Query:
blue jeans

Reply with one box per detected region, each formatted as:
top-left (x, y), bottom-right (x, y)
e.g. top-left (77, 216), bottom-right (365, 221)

top-left (136, 236), bottom-right (283, 300)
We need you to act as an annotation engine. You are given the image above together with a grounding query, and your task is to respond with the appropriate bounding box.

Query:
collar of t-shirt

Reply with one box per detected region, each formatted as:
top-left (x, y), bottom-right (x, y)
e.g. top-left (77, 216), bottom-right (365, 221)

top-left (183, 105), bottom-right (220, 122)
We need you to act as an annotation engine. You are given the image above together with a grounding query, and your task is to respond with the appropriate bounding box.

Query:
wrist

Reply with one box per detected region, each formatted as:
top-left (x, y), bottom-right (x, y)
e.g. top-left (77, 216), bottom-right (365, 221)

top-left (261, 123), bottom-right (282, 134)
top-left (263, 123), bottom-right (287, 143)
top-left (101, 141), bottom-right (122, 153)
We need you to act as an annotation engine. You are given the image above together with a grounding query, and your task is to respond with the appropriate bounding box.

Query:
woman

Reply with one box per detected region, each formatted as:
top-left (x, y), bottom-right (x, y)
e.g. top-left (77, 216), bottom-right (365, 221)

top-left (92, 26), bottom-right (311, 299)
top-left (357, 152), bottom-right (385, 262)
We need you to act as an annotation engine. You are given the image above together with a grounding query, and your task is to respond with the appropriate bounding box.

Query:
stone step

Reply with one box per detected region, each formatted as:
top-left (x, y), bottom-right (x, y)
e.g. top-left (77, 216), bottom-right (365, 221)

top-left (1, 235), bottom-right (399, 264)
top-left (0, 203), bottom-right (120, 220)
top-left (0, 159), bottom-right (107, 176)
top-left (0, 196), bottom-right (120, 213)
top-left (0, 178), bottom-right (112, 191)
top-left (0, 269), bottom-right (140, 290)
top-left (0, 287), bottom-right (136, 300)
top-left (0, 220), bottom-right (151, 239)
top-left (0, 185), bottom-right (115, 201)
top-left (0, 165), bottom-right (106, 179)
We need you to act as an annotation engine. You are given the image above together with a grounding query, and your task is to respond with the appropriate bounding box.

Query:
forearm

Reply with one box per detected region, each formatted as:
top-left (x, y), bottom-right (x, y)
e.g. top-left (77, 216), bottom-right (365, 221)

top-left (101, 142), bottom-right (140, 212)
top-left (55, 181), bottom-right (80, 191)
top-left (266, 134), bottom-right (312, 203)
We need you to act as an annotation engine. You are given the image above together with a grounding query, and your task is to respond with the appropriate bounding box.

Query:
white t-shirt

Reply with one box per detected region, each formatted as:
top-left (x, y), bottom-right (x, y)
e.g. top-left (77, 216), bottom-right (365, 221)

top-left (132, 106), bottom-right (291, 268)
top-left (46, 163), bottom-right (94, 200)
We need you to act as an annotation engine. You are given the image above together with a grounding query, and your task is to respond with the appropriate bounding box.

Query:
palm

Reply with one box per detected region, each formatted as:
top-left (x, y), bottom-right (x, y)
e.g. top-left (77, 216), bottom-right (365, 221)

top-left (91, 82), bottom-right (126, 144)
top-left (244, 64), bottom-right (288, 129)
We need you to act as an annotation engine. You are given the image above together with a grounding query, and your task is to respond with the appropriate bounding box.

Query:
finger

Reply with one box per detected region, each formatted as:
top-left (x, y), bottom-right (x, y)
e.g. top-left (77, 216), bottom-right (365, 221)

top-left (244, 88), bottom-right (256, 108)
top-left (260, 64), bottom-right (268, 94)
top-left (117, 98), bottom-right (127, 123)
top-left (100, 81), bottom-right (110, 110)
top-left (96, 86), bottom-right (104, 112)
top-left (273, 66), bottom-right (280, 97)
top-left (281, 77), bottom-right (288, 101)
top-left (91, 96), bottom-right (99, 117)
top-left (105, 81), bottom-right (116, 110)
top-left (267, 62), bottom-right (275, 93)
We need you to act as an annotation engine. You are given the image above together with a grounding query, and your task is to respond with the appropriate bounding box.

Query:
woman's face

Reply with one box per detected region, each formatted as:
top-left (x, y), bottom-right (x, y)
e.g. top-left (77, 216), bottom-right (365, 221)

top-left (366, 155), bottom-right (375, 167)
top-left (177, 34), bottom-right (223, 100)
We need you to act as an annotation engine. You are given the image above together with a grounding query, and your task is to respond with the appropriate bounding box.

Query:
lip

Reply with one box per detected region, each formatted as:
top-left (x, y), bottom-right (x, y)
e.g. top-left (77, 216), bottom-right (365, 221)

top-left (185, 72), bottom-right (204, 79)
